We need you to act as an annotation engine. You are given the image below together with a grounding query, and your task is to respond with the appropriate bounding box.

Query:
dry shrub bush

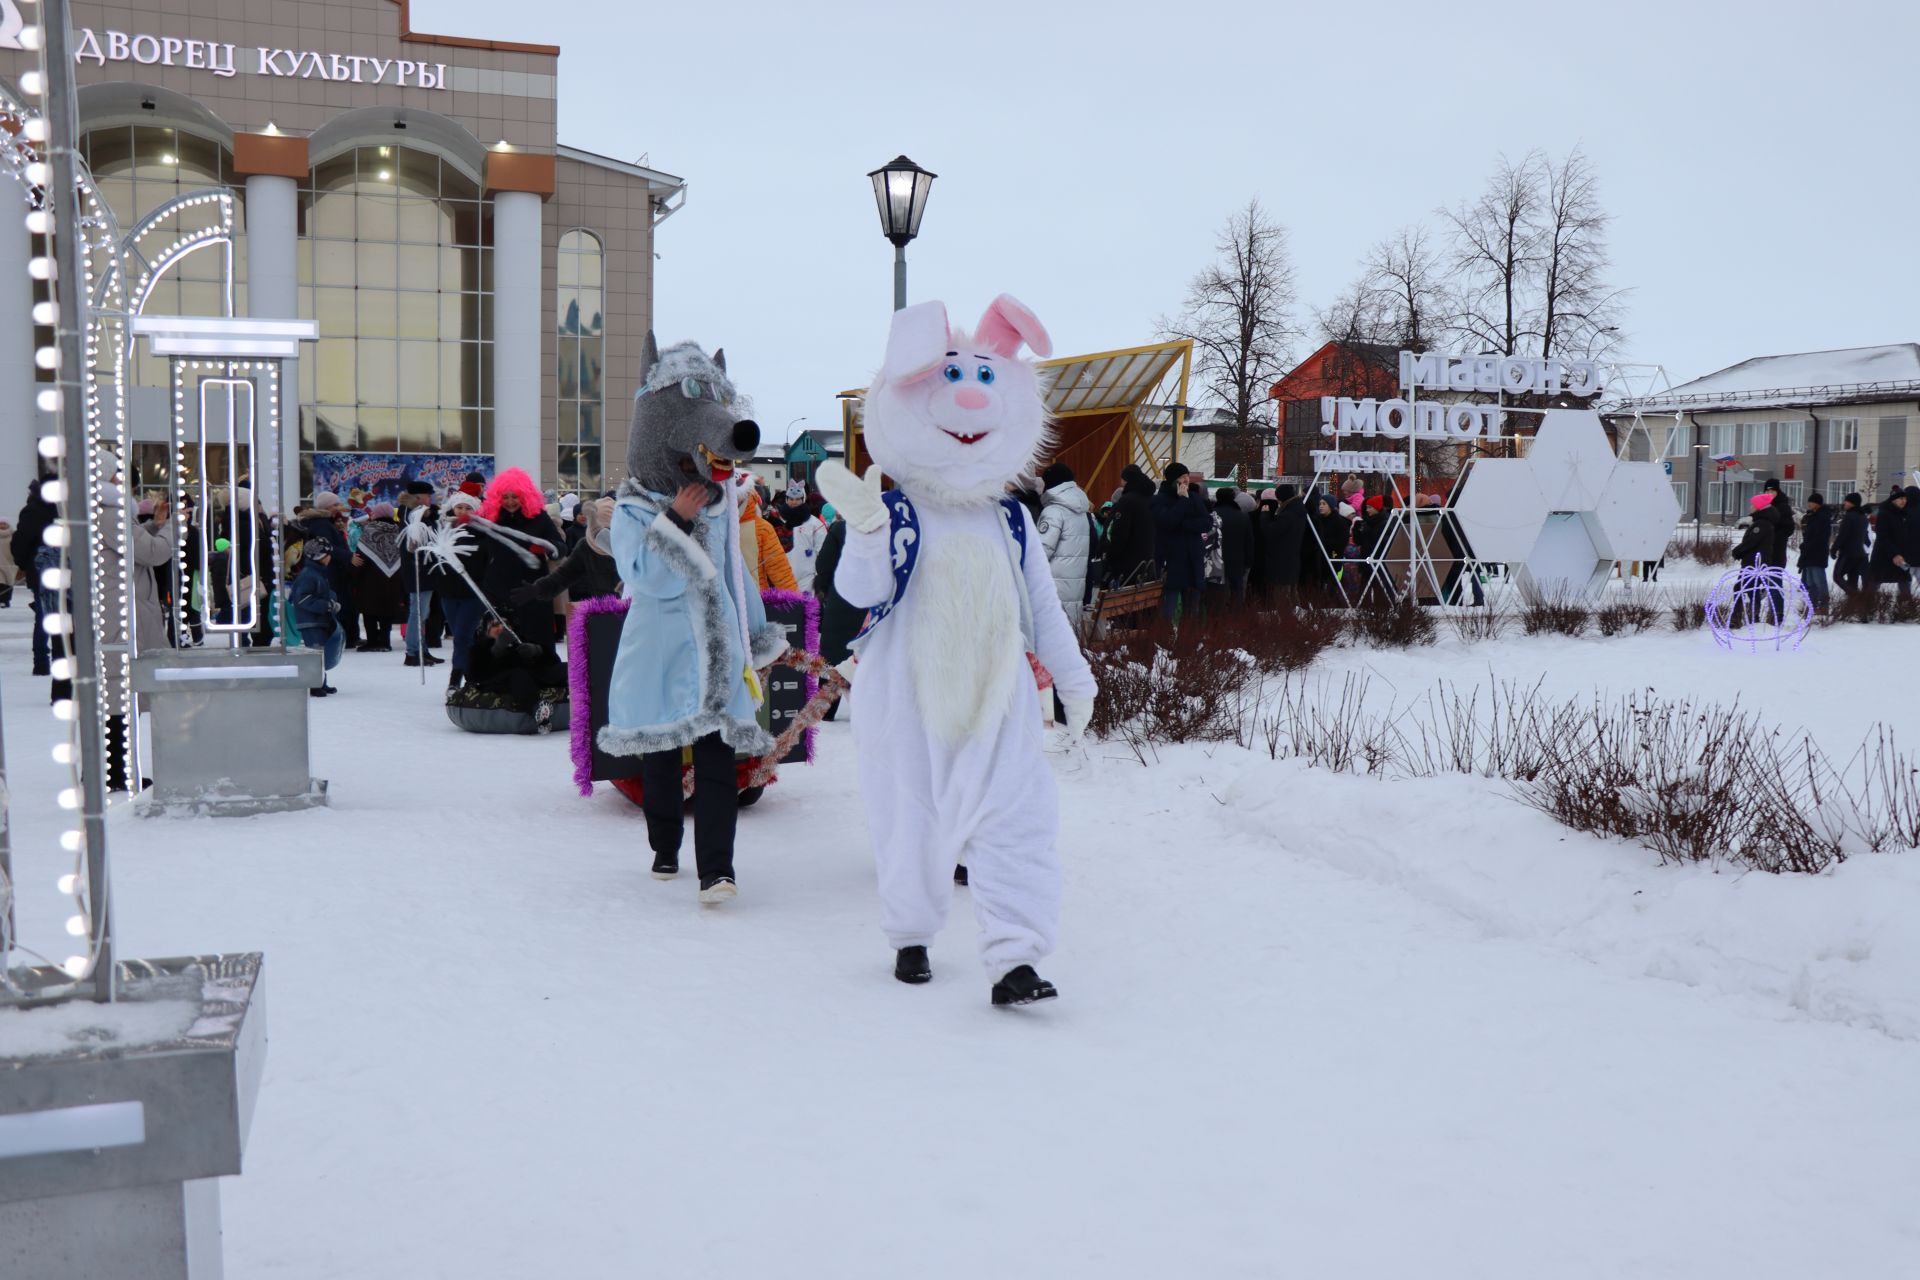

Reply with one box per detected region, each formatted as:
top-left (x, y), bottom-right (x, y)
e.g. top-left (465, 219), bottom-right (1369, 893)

top-left (1520, 591), bottom-right (1592, 637)
top-left (1669, 530), bottom-right (1736, 566)
top-left (1449, 601), bottom-right (1511, 643)
top-left (1350, 597), bottom-right (1437, 648)
top-left (1671, 598), bottom-right (1707, 631)
top-left (1595, 598), bottom-right (1661, 637)
top-left (1197, 604), bottom-right (1347, 674)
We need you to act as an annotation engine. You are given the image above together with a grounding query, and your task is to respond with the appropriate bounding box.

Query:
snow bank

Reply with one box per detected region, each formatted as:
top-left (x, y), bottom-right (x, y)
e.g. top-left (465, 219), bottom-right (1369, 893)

top-left (1214, 761), bottom-right (1920, 1040)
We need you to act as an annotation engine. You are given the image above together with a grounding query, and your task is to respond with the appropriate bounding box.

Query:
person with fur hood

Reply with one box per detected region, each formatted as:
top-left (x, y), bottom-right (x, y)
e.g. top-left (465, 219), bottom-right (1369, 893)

top-left (598, 336), bottom-right (786, 905)
top-left (733, 476), bottom-right (798, 592)
top-left (473, 467), bottom-right (565, 656)
top-left (1036, 461), bottom-right (1093, 622)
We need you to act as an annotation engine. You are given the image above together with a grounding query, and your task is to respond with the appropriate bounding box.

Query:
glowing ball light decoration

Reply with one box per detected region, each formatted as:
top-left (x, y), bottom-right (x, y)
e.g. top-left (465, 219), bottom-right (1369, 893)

top-left (1704, 556), bottom-right (1813, 652)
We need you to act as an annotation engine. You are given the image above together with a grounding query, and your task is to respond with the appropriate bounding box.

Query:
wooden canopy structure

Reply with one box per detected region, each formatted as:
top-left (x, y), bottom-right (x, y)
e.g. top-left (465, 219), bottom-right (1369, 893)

top-left (839, 338), bottom-right (1194, 503)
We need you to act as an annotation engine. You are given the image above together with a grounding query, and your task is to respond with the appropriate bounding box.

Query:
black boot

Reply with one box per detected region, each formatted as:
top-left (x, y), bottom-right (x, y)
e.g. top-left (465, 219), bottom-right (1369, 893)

top-left (953, 864), bottom-right (969, 887)
top-left (651, 851), bottom-right (679, 880)
top-left (991, 965), bottom-right (1057, 1007)
top-left (894, 946), bottom-right (931, 985)
top-left (447, 667), bottom-right (464, 691)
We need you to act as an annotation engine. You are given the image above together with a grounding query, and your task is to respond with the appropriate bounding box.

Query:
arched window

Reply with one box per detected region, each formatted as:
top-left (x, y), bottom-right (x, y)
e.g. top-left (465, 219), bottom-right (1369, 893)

top-left (556, 229), bottom-right (604, 492)
top-left (296, 144), bottom-right (493, 492)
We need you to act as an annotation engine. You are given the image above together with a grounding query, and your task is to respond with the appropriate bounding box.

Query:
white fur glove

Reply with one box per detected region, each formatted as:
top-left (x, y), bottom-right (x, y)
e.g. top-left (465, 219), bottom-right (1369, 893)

top-left (1062, 697), bottom-right (1094, 742)
top-left (816, 461), bottom-right (887, 535)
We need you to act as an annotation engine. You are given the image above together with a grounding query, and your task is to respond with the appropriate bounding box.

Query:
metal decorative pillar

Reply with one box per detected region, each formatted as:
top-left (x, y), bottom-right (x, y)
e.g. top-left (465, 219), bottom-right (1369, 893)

top-left (4, 9), bottom-right (267, 1280)
top-left (127, 315), bottom-right (326, 816)
top-left (491, 189), bottom-right (542, 481)
top-left (243, 173), bottom-right (300, 514)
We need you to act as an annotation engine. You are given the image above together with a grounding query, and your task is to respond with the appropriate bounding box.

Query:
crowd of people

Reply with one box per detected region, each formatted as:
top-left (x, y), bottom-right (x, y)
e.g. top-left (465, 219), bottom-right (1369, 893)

top-left (8, 460), bottom-right (1914, 751)
top-left (1730, 479), bottom-right (1919, 610)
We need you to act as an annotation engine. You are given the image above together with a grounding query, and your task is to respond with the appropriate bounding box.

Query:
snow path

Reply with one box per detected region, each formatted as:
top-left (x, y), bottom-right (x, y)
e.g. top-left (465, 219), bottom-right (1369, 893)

top-left (2, 611), bottom-right (1916, 1277)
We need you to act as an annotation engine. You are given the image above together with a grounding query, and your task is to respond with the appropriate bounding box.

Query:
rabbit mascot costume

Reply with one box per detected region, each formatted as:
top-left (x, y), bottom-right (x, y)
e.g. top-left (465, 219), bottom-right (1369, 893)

top-left (817, 295), bottom-right (1095, 1006)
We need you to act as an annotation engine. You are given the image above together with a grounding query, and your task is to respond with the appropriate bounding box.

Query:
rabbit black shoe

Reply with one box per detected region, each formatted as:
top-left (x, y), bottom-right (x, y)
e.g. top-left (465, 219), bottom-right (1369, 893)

top-left (991, 965), bottom-right (1057, 1007)
top-left (894, 946), bottom-right (932, 985)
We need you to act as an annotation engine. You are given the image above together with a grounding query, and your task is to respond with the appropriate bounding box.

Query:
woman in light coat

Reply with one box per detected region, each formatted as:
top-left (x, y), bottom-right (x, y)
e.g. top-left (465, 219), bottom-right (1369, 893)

top-left (1036, 462), bottom-right (1092, 621)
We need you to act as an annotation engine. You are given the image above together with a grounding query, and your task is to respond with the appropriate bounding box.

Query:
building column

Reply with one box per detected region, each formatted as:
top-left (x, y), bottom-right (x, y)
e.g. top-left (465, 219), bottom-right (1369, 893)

top-left (232, 132), bottom-right (310, 515)
top-left (490, 189), bottom-right (542, 482)
top-left (0, 192), bottom-right (43, 522)
top-left (244, 173), bottom-right (300, 515)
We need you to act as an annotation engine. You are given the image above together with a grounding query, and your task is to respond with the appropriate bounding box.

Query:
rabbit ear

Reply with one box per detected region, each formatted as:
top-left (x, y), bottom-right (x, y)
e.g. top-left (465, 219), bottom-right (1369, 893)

top-left (974, 294), bottom-right (1051, 359)
top-left (642, 331), bottom-right (661, 378)
top-left (880, 300), bottom-right (951, 385)
top-left (712, 348), bottom-right (727, 373)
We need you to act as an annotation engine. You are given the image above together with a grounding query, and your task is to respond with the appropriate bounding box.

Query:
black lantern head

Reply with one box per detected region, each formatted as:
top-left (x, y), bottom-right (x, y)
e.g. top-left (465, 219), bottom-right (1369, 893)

top-left (867, 155), bottom-right (936, 248)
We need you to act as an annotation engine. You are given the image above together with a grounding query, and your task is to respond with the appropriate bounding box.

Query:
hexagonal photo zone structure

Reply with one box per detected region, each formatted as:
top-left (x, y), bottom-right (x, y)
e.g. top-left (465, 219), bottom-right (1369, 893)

top-left (1526, 409), bottom-right (1618, 511)
top-left (1515, 512), bottom-right (1614, 597)
top-left (1591, 459), bottom-right (1682, 563)
top-left (1452, 457), bottom-right (1549, 565)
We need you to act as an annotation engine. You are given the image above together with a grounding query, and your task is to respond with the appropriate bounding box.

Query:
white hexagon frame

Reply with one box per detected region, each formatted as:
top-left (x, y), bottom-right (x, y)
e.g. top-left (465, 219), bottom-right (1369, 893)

top-left (1452, 408), bottom-right (1679, 598)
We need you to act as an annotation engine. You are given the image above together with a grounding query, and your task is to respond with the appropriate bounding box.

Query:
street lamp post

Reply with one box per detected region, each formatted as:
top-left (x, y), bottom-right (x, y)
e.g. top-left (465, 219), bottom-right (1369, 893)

top-left (867, 155), bottom-right (936, 312)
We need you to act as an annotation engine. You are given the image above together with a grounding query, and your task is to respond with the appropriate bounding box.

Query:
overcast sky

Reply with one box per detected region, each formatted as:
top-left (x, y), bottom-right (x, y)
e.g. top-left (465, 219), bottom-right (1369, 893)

top-left (434, 0), bottom-right (1920, 445)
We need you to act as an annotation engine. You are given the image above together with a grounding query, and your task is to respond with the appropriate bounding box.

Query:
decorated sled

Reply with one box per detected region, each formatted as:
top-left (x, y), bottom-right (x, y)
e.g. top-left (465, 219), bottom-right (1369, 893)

top-left (569, 589), bottom-right (845, 808)
top-left (445, 683), bottom-right (571, 736)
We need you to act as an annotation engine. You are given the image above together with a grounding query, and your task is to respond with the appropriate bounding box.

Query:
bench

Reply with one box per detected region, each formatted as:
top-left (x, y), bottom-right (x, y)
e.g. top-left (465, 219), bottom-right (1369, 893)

top-left (1088, 580), bottom-right (1163, 634)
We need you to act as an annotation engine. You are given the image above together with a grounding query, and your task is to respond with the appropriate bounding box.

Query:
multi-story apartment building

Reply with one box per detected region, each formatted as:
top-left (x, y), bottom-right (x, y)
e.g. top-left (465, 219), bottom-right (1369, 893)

top-left (1619, 345), bottom-right (1920, 522)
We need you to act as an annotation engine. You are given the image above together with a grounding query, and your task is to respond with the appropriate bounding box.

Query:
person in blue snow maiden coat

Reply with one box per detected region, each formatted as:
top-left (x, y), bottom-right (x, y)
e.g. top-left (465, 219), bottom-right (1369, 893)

top-left (597, 334), bottom-right (787, 905)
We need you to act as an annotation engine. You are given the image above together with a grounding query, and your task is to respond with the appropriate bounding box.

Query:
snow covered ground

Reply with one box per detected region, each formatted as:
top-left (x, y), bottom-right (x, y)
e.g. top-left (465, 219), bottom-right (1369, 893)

top-left (3, 603), bottom-right (1918, 1278)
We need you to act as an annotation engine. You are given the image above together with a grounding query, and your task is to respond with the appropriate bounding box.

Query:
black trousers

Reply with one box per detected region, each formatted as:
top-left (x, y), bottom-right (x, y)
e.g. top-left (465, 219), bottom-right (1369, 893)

top-left (640, 732), bottom-right (739, 880)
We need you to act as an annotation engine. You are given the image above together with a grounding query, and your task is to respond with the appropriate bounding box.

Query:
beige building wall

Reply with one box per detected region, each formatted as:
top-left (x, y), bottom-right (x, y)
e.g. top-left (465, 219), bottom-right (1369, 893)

top-left (1663, 400), bottom-right (1918, 516)
top-left (545, 153), bottom-right (661, 492)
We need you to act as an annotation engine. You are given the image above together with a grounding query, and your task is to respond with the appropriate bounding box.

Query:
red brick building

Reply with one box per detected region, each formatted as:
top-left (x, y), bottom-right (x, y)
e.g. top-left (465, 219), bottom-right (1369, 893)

top-left (1267, 341), bottom-right (1400, 479)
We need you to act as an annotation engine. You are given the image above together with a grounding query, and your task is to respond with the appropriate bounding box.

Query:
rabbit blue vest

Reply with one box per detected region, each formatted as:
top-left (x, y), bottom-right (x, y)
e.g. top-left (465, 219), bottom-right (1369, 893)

top-left (851, 492), bottom-right (1028, 648)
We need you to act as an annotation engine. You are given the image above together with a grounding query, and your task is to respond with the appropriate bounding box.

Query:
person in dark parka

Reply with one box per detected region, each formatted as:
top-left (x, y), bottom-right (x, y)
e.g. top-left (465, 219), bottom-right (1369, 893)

top-left (1761, 490), bottom-right (1794, 568)
top-left (810, 512), bottom-right (865, 721)
top-left (14, 482), bottom-right (56, 674)
top-left (1832, 492), bottom-right (1869, 596)
top-left (1255, 484), bottom-right (1308, 598)
top-left (1101, 463), bottom-right (1159, 587)
top-left (1796, 492), bottom-right (1833, 611)
top-left (1151, 462), bottom-right (1212, 619)
top-left (1867, 487), bottom-right (1911, 597)
top-left (1212, 487), bottom-right (1252, 604)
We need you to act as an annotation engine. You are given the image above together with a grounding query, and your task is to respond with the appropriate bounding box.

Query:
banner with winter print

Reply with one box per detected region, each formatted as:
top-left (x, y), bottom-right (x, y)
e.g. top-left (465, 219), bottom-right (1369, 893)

top-left (310, 453), bottom-right (494, 507)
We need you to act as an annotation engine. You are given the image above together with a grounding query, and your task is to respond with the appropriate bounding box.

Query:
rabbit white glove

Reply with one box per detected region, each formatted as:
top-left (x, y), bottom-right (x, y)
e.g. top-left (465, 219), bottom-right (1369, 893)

top-left (816, 461), bottom-right (888, 535)
top-left (1061, 697), bottom-right (1093, 742)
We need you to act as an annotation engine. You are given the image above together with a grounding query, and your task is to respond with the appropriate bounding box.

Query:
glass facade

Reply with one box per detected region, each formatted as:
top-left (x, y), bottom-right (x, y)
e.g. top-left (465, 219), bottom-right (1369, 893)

top-left (296, 144), bottom-right (494, 492)
top-left (555, 228), bottom-right (603, 492)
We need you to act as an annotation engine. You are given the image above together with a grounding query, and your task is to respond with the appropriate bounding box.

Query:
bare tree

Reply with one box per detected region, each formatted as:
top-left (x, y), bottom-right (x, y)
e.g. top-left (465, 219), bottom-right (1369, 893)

top-left (1162, 198), bottom-right (1301, 479)
top-left (1317, 226), bottom-right (1448, 350)
top-left (1536, 147), bottom-right (1626, 359)
top-left (1442, 152), bottom-right (1544, 357)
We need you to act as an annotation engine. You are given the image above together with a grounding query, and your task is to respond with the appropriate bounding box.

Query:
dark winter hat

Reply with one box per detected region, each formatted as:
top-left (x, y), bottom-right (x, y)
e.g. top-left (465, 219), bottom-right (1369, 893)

top-left (1121, 463), bottom-right (1147, 484)
top-left (303, 539), bottom-right (331, 562)
top-left (1277, 484), bottom-right (1298, 502)
top-left (1215, 486), bottom-right (1238, 507)
top-left (1805, 491), bottom-right (1824, 506)
top-left (1041, 462), bottom-right (1075, 490)
top-left (405, 480), bottom-right (435, 496)
top-left (1845, 492), bottom-right (1863, 508)
top-left (1164, 462), bottom-right (1190, 482)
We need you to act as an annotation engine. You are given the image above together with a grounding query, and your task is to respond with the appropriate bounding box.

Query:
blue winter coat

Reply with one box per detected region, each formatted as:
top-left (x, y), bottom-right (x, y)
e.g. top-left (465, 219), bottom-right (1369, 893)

top-left (597, 483), bottom-right (786, 759)
top-left (290, 560), bottom-right (337, 633)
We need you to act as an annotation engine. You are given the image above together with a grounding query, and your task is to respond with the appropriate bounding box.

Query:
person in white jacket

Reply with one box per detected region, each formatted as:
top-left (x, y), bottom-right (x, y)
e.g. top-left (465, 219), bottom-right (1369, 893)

top-left (1036, 462), bottom-right (1092, 623)
top-left (788, 504), bottom-right (831, 594)
top-left (818, 294), bottom-right (1095, 1007)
